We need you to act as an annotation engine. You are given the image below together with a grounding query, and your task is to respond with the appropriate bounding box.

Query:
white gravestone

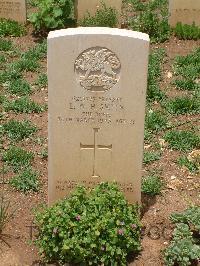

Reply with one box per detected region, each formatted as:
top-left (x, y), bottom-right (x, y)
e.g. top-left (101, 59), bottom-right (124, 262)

top-left (48, 27), bottom-right (149, 205)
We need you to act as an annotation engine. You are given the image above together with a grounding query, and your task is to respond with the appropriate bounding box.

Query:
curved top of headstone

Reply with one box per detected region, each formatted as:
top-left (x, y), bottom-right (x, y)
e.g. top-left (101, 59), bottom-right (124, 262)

top-left (48, 27), bottom-right (149, 42)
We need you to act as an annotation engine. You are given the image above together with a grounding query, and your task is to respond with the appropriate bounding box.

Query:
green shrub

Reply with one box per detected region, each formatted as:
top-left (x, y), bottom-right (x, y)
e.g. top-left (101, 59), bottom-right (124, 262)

top-left (130, 0), bottom-right (170, 43)
top-left (10, 168), bottom-right (40, 193)
top-left (170, 206), bottom-right (200, 232)
top-left (174, 22), bottom-right (200, 40)
top-left (29, 0), bottom-right (74, 31)
top-left (147, 49), bottom-right (166, 102)
top-left (79, 2), bottom-right (118, 28)
top-left (164, 223), bottom-right (200, 266)
top-left (7, 79), bottom-right (32, 95)
top-left (164, 130), bottom-right (200, 152)
top-left (2, 119), bottom-right (37, 141)
top-left (177, 156), bottom-right (199, 174)
top-left (0, 38), bottom-right (13, 51)
top-left (2, 146), bottom-right (34, 172)
top-left (35, 183), bottom-right (141, 265)
top-left (173, 79), bottom-right (199, 91)
top-left (143, 151), bottom-right (161, 165)
top-left (164, 96), bottom-right (200, 115)
top-left (35, 73), bottom-right (48, 88)
top-left (141, 175), bottom-right (163, 196)
top-left (145, 110), bottom-right (168, 132)
top-left (4, 97), bottom-right (46, 113)
top-left (0, 19), bottom-right (25, 37)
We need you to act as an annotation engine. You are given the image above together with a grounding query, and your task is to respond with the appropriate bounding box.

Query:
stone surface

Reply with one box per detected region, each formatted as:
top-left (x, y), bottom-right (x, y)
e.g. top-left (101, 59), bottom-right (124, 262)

top-left (48, 27), bottom-right (149, 205)
top-left (0, 0), bottom-right (26, 23)
top-left (169, 0), bottom-right (200, 27)
top-left (75, 0), bottom-right (122, 21)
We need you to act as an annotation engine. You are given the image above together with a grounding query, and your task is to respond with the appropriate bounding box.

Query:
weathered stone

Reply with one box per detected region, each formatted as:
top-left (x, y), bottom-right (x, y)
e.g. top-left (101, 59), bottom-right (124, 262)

top-left (169, 0), bottom-right (200, 27)
top-left (0, 0), bottom-right (26, 23)
top-left (48, 27), bottom-right (149, 205)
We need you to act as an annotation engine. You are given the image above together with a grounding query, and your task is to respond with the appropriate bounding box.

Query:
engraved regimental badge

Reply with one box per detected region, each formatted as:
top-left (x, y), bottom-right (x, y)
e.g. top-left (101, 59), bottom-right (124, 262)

top-left (75, 47), bottom-right (121, 92)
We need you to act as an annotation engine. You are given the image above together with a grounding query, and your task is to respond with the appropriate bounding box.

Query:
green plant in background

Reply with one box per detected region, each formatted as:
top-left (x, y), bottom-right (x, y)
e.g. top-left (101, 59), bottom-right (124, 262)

top-left (174, 22), bottom-right (200, 40)
top-left (3, 97), bottom-right (46, 113)
top-left (177, 156), bottom-right (199, 174)
top-left (0, 38), bottom-right (13, 51)
top-left (164, 130), bottom-right (200, 152)
top-left (164, 223), bottom-right (200, 266)
top-left (147, 49), bottom-right (166, 102)
top-left (2, 119), bottom-right (37, 141)
top-left (22, 41), bottom-right (47, 61)
top-left (145, 110), bottom-right (168, 132)
top-left (35, 183), bottom-right (141, 265)
top-left (79, 2), bottom-right (118, 28)
top-left (171, 206), bottom-right (200, 232)
top-left (143, 151), bottom-right (161, 165)
top-left (6, 79), bottom-right (32, 95)
top-left (0, 19), bottom-right (25, 37)
top-left (29, 0), bottom-right (74, 31)
top-left (10, 168), bottom-right (40, 193)
top-left (35, 73), bottom-right (48, 88)
top-left (164, 206), bottom-right (200, 266)
top-left (164, 96), bottom-right (200, 115)
top-left (2, 146), bottom-right (34, 172)
top-left (141, 175), bottom-right (163, 196)
top-left (173, 79), bottom-right (199, 91)
top-left (173, 48), bottom-right (200, 92)
top-left (129, 0), bottom-right (170, 43)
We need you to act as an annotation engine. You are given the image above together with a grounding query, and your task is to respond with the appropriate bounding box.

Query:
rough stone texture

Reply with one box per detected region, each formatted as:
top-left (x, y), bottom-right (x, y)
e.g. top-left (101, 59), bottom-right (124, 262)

top-left (0, 0), bottom-right (26, 23)
top-left (75, 0), bottom-right (122, 21)
top-left (48, 27), bottom-right (149, 205)
top-left (169, 0), bottom-right (200, 27)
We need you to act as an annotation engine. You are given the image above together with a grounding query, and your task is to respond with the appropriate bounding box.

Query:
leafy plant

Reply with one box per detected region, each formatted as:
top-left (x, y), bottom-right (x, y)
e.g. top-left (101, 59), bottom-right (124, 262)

top-left (141, 175), bottom-right (163, 196)
top-left (177, 156), bottom-right (199, 174)
top-left (143, 151), bottom-right (161, 165)
top-left (2, 119), bottom-right (37, 141)
top-left (164, 96), bottom-right (200, 115)
top-left (3, 97), bottom-right (46, 113)
top-left (164, 130), bottom-right (200, 152)
top-left (173, 79), bottom-right (199, 91)
top-left (164, 223), bottom-right (200, 266)
top-left (0, 19), bottom-right (25, 37)
top-left (147, 49), bottom-right (166, 102)
top-left (171, 206), bottom-right (200, 233)
top-left (6, 79), bottom-right (32, 95)
top-left (145, 110), bottom-right (168, 132)
top-left (0, 38), bottom-right (13, 51)
top-left (35, 183), bottom-right (141, 265)
top-left (130, 0), bottom-right (170, 43)
top-left (29, 0), bottom-right (74, 31)
top-left (35, 73), bottom-right (48, 88)
top-left (79, 2), bottom-right (118, 28)
top-left (10, 168), bottom-right (40, 193)
top-left (174, 22), bottom-right (200, 40)
top-left (2, 146), bottom-right (34, 172)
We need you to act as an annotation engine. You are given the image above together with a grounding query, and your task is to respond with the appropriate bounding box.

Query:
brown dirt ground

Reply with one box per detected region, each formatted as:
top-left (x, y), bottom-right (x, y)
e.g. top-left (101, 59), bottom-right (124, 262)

top-left (0, 5), bottom-right (200, 266)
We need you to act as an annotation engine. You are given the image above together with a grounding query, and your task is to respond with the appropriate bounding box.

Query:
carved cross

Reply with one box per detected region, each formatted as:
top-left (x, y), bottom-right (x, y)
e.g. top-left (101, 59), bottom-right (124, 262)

top-left (80, 128), bottom-right (112, 178)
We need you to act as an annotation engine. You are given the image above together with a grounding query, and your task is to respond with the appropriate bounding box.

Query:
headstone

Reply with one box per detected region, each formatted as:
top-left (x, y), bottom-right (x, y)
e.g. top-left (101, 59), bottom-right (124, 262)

top-left (169, 0), bottom-right (200, 27)
top-left (75, 0), bottom-right (122, 21)
top-left (0, 0), bottom-right (26, 23)
top-left (48, 27), bottom-right (149, 205)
